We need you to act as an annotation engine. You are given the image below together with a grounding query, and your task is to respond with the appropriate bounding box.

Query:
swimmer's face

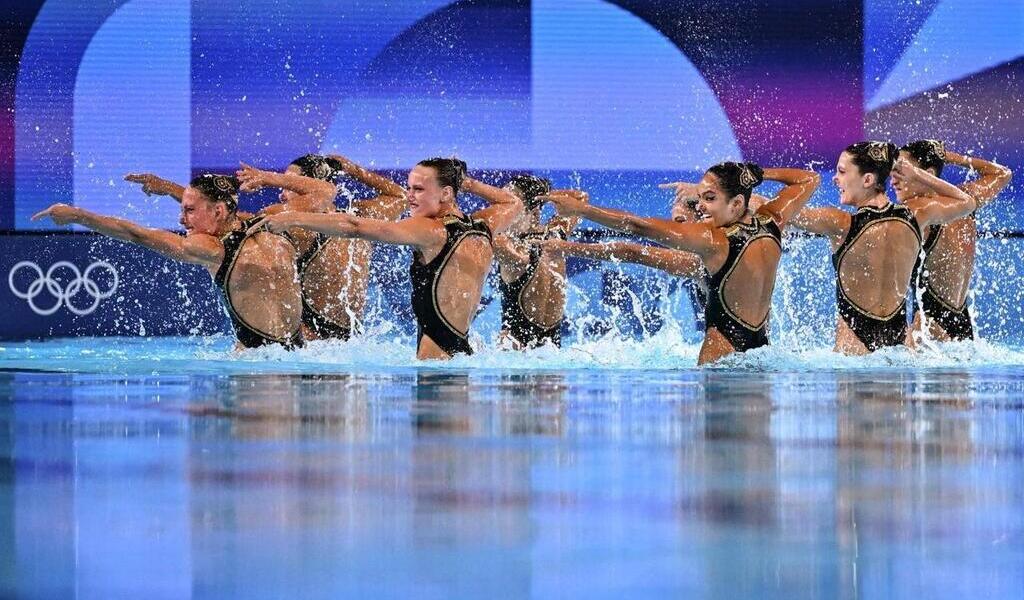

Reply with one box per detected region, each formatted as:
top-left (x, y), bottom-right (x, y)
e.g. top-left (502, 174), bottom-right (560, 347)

top-left (407, 165), bottom-right (452, 218)
top-left (892, 150), bottom-right (934, 201)
top-left (835, 151), bottom-right (874, 206)
top-left (180, 187), bottom-right (228, 235)
top-left (696, 173), bottom-right (745, 227)
top-left (279, 165), bottom-right (302, 203)
top-left (503, 183), bottom-right (536, 235)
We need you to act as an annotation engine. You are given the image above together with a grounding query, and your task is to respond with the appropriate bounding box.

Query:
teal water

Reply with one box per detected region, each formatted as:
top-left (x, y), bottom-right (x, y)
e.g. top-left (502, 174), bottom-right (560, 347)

top-left (2, 337), bottom-right (1024, 598)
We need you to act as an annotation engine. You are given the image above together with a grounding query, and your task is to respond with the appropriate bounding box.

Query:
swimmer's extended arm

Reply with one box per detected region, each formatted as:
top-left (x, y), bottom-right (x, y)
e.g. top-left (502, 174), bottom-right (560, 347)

top-left (493, 235), bottom-right (531, 267)
top-left (945, 150), bottom-right (1013, 208)
top-left (31, 204), bottom-right (222, 266)
top-left (253, 211), bottom-right (444, 249)
top-left (545, 194), bottom-right (718, 257)
top-left (543, 189), bottom-right (589, 236)
top-left (463, 177), bottom-right (522, 235)
top-left (897, 159), bottom-right (977, 228)
top-left (237, 163), bottom-right (336, 208)
top-left (545, 239), bottom-right (703, 278)
top-left (757, 168), bottom-right (822, 226)
top-left (789, 207), bottom-right (850, 241)
top-left (352, 194), bottom-right (407, 221)
top-left (327, 153), bottom-right (406, 198)
top-left (124, 173), bottom-right (186, 202)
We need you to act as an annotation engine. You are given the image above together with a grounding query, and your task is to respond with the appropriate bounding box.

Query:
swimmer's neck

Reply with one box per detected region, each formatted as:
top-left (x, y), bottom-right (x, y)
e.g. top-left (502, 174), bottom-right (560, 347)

top-left (724, 209), bottom-right (755, 228)
top-left (856, 193), bottom-right (891, 210)
top-left (216, 216), bottom-right (243, 237)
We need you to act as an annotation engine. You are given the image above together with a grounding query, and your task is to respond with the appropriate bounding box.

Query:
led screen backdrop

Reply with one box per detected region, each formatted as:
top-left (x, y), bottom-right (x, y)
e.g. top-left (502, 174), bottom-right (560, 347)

top-left (2, 0), bottom-right (1022, 231)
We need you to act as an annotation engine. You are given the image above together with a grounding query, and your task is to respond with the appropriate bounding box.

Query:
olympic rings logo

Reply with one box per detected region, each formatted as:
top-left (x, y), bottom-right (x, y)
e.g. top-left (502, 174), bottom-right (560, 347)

top-left (8, 261), bottom-right (119, 316)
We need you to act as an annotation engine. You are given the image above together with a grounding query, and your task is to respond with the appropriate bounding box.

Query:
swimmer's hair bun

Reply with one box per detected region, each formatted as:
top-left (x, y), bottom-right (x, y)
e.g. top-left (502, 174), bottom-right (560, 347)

top-left (706, 160), bottom-right (763, 203)
top-left (189, 173), bottom-right (241, 212)
top-left (740, 162), bottom-right (764, 189)
top-left (290, 154), bottom-right (343, 182)
top-left (844, 141), bottom-right (899, 191)
top-left (900, 139), bottom-right (947, 176)
top-left (417, 157), bottom-right (468, 193)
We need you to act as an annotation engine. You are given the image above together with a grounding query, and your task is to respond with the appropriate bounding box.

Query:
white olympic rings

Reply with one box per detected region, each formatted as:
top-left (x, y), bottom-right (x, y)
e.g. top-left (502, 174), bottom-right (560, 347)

top-left (8, 260), bottom-right (119, 316)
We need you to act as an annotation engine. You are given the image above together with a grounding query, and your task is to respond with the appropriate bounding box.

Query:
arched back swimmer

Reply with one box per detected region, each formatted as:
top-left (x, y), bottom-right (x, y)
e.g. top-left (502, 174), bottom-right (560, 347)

top-left (547, 162), bottom-right (820, 364)
top-left (256, 158), bottom-right (521, 359)
top-left (791, 141), bottom-right (978, 354)
top-left (894, 140), bottom-right (1011, 342)
top-left (37, 175), bottom-right (302, 349)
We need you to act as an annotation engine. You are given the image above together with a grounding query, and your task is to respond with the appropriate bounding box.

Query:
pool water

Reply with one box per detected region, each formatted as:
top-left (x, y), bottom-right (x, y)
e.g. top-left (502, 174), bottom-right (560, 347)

top-left (2, 336), bottom-right (1024, 598)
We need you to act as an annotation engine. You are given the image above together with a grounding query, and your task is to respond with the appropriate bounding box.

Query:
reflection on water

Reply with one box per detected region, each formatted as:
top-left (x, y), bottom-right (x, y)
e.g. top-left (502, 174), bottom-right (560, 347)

top-left (1, 369), bottom-right (1023, 598)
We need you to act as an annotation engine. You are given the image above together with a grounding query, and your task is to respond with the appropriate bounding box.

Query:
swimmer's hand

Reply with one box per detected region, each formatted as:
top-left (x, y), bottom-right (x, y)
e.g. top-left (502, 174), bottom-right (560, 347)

top-left (891, 157), bottom-right (923, 182)
top-left (247, 213), bottom-right (301, 236)
top-left (539, 191), bottom-right (587, 217)
top-left (31, 203), bottom-right (80, 226)
top-left (236, 162), bottom-right (271, 192)
top-left (124, 173), bottom-right (175, 197)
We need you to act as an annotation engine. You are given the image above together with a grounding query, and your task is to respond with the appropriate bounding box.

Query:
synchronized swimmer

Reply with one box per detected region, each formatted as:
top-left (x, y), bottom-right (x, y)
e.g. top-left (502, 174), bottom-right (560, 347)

top-left (32, 140), bottom-right (1012, 363)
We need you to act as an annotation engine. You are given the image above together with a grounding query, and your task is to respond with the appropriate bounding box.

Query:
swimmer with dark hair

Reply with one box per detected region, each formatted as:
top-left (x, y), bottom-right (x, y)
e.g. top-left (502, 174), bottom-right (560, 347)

top-left (34, 175), bottom-right (303, 349)
top-left (791, 141), bottom-right (978, 354)
top-left (894, 141), bottom-right (1011, 342)
top-left (546, 162), bottom-right (820, 365)
top-left (235, 153), bottom-right (405, 341)
top-left (493, 175), bottom-right (585, 349)
top-left (255, 157), bottom-right (522, 359)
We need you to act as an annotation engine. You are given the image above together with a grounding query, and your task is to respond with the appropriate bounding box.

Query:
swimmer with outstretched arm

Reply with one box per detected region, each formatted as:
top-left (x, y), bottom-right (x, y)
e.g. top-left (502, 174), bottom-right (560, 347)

top-left (255, 157), bottom-right (522, 359)
top-left (894, 141), bottom-right (1012, 342)
top-left (493, 176), bottom-right (587, 349)
top-left (236, 154), bottom-right (405, 341)
top-left (790, 141), bottom-right (978, 354)
top-left (545, 162), bottom-right (820, 364)
top-left (34, 175), bottom-right (303, 349)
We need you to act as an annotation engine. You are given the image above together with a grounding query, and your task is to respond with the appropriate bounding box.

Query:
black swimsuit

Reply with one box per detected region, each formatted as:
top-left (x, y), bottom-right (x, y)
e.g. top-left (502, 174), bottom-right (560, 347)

top-left (499, 226), bottom-right (566, 348)
top-left (410, 215), bottom-right (493, 357)
top-left (704, 213), bottom-right (781, 352)
top-left (831, 203), bottom-right (921, 351)
top-left (214, 218), bottom-right (303, 350)
top-left (296, 231), bottom-right (354, 340)
top-left (913, 223), bottom-right (974, 340)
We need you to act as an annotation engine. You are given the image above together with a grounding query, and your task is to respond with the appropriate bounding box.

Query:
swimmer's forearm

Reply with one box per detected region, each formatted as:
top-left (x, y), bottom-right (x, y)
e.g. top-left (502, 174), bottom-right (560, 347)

top-left (914, 168), bottom-right (977, 212)
top-left (947, 151), bottom-right (1012, 206)
top-left (264, 171), bottom-right (335, 197)
top-left (329, 155), bottom-right (405, 198)
top-left (462, 177), bottom-right (517, 206)
top-left (575, 204), bottom-right (696, 249)
top-left (289, 212), bottom-right (360, 237)
top-left (760, 168), bottom-right (821, 225)
top-left (72, 208), bottom-right (194, 258)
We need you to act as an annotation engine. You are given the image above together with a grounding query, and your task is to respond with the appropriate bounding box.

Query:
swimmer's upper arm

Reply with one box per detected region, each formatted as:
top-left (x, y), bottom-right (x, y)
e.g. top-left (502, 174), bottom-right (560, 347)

top-left (907, 193), bottom-right (977, 230)
top-left (789, 207), bottom-right (849, 241)
top-left (960, 164), bottom-right (1012, 209)
top-left (758, 168), bottom-right (821, 227)
top-left (178, 234), bottom-right (225, 266)
top-left (463, 177), bottom-right (522, 236)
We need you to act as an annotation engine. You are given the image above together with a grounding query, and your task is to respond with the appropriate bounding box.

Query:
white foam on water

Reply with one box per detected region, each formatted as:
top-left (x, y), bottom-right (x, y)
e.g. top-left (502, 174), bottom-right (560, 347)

top-left (3, 327), bottom-right (1023, 375)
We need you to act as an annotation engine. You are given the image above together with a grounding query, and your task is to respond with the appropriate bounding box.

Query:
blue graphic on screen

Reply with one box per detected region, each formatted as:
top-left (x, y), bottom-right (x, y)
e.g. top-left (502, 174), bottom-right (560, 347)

top-left (8, 0), bottom-right (1024, 231)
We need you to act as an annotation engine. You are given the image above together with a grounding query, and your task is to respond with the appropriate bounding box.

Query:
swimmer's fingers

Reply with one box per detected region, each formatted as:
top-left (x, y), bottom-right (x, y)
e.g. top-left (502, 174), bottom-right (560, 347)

top-left (30, 207), bottom-right (53, 222)
top-left (124, 173), bottom-right (155, 195)
top-left (31, 204), bottom-right (76, 225)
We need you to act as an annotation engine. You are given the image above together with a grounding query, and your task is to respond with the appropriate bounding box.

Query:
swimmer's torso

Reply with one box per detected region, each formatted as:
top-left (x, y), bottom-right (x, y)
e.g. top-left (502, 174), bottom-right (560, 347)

top-left (291, 223), bottom-right (373, 340)
top-left (498, 225), bottom-right (569, 348)
top-left (831, 202), bottom-right (921, 352)
top-left (410, 214), bottom-right (494, 358)
top-left (214, 218), bottom-right (303, 348)
top-left (912, 216), bottom-right (977, 340)
top-left (701, 212), bottom-right (782, 362)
